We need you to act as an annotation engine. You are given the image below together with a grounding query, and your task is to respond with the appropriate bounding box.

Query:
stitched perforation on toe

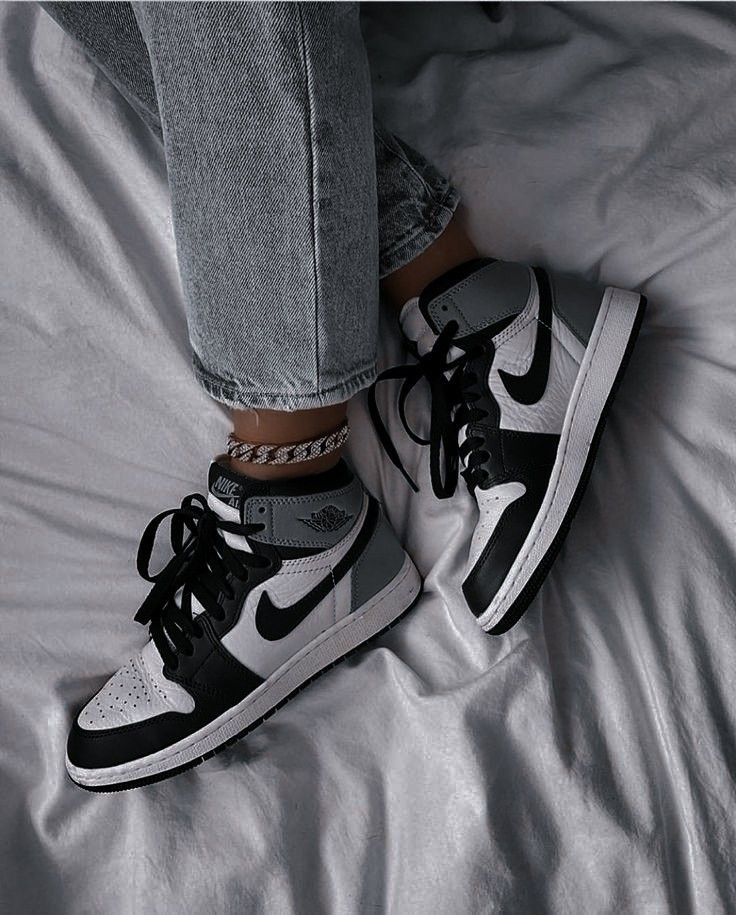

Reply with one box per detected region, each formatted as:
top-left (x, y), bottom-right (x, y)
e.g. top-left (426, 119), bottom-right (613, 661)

top-left (77, 647), bottom-right (195, 731)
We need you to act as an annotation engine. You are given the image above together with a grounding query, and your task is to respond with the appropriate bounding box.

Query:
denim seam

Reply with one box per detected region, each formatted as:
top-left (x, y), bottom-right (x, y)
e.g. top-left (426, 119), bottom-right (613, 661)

top-left (296, 2), bottom-right (321, 392)
top-left (193, 358), bottom-right (377, 409)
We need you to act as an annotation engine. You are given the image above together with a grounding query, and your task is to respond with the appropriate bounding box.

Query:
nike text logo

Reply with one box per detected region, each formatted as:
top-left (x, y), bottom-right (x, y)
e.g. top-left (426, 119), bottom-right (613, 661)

top-left (211, 477), bottom-right (242, 506)
top-left (254, 498), bottom-right (378, 641)
top-left (498, 267), bottom-right (552, 405)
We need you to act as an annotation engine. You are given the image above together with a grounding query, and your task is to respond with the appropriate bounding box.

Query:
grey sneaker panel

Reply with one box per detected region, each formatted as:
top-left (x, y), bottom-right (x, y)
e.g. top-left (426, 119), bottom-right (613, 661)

top-left (350, 507), bottom-right (406, 612)
top-left (245, 476), bottom-right (364, 550)
top-left (428, 261), bottom-right (532, 337)
top-left (549, 270), bottom-right (607, 345)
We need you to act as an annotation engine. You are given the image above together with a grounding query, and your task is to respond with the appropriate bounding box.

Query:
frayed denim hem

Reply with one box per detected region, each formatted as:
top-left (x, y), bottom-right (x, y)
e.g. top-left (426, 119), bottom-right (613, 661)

top-left (378, 184), bottom-right (461, 279)
top-left (193, 355), bottom-right (377, 412)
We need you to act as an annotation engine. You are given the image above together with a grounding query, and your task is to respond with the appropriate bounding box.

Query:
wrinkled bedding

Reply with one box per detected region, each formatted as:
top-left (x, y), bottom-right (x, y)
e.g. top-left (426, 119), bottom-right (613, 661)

top-left (2, 2), bottom-right (736, 912)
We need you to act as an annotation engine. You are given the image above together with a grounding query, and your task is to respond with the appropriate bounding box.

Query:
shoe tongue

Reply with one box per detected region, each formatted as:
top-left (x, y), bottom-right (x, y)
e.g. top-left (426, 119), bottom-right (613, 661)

top-left (399, 297), bottom-right (437, 356)
top-left (171, 464), bottom-right (261, 622)
top-left (208, 460), bottom-right (268, 512)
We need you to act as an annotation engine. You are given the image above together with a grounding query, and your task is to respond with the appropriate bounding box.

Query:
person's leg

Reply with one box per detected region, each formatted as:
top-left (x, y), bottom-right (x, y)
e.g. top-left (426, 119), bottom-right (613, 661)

top-left (132, 1), bottom-right (380, 483)
top-left (41, 3), bottom-right (469, 483)
top-left (43, 1), bottom-right (378, 480)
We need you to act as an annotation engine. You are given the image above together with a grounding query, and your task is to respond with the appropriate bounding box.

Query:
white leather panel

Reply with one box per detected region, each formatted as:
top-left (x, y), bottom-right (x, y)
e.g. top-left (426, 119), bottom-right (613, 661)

top-left (491, 307), bottom-right (584, 435)
top-left (221, 499), bottom-right (368, 679)
top-left (400, 296), bottom-right (437, 357)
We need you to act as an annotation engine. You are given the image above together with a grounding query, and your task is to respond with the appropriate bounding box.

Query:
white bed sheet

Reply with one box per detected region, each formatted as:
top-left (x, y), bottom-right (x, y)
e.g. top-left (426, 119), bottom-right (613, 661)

top-left (1, 2), bottom-right (735, 912)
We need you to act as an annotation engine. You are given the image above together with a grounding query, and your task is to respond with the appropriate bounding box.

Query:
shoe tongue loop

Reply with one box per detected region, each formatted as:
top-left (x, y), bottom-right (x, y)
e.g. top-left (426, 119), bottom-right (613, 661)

top-left (399, 297), bottom-right (437, 357)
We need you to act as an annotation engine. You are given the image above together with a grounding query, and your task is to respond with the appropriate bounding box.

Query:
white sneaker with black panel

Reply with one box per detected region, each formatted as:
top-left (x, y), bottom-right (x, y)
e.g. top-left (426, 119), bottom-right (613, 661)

top-left (370, 258), bottom-right (645, 633)
top-left (66, 459), bottom-right (421, 790)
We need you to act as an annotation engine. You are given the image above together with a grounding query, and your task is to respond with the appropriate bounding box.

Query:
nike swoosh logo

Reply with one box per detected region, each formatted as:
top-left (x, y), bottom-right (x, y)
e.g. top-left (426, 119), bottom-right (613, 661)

top-left (498, 267), bottom-right (552, 405)
top-left (254, 497), bottom-right (379, 642)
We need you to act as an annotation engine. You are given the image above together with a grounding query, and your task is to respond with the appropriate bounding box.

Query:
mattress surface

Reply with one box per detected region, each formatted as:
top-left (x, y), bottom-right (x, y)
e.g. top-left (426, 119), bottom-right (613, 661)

top-left (1, 3), bottom-right (735, 912)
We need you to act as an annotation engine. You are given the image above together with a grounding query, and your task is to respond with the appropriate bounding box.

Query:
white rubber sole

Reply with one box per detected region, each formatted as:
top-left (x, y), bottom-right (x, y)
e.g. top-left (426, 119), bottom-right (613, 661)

top-left (476, 286), bottom-right (645, 632)
top-left (67, 556), bottom-right (421, 790)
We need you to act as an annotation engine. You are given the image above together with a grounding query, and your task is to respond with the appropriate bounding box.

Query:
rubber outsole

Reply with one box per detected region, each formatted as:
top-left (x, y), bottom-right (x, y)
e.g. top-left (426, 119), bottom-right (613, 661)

top-left (486, 293), bottom-right (647, 635)
top-left (68, 589), bottom-right (422, 793)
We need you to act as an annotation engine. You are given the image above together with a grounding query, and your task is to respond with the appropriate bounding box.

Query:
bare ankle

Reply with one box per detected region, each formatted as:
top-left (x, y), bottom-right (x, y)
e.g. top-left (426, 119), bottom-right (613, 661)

top-left (227, 403), bottom-right (347, 481)
top-left (229, 451), bottom-right (341, 481)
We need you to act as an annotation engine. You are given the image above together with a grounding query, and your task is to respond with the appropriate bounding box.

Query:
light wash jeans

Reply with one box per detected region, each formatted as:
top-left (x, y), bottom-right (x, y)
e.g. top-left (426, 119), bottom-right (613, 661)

top-left (42, 2), bottom-right (460, 410)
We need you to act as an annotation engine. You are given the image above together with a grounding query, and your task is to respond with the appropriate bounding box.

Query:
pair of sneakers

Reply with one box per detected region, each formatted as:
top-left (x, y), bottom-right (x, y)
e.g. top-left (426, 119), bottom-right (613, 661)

top-left (66, 258), bottom-right (645, 790)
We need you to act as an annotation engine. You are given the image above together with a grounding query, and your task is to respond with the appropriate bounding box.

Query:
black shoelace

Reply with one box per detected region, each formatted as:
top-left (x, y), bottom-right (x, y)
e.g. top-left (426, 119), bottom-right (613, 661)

top-left (368, 320), bottom-right (493, 500)
top-left (134, 493), bottom-right (271, 670)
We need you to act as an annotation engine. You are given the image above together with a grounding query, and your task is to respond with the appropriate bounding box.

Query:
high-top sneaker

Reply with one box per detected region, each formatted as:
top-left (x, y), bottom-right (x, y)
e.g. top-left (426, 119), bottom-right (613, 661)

top-left (66, 459), bottom-right (421, 791)
top-left (370, 258), bottom-right (645, 634)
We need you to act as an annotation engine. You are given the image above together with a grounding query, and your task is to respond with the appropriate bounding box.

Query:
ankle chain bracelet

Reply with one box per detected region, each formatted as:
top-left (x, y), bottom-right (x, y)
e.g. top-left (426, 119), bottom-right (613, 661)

top-left (226, 420), bottom-right (349, 465)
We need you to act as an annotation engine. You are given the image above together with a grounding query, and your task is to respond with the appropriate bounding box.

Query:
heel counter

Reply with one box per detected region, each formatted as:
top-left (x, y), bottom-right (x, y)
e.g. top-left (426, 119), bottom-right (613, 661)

top-left (549, 270), bottom-right (607, 345)
top-left (350, 506), bottom-right (407, 612)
